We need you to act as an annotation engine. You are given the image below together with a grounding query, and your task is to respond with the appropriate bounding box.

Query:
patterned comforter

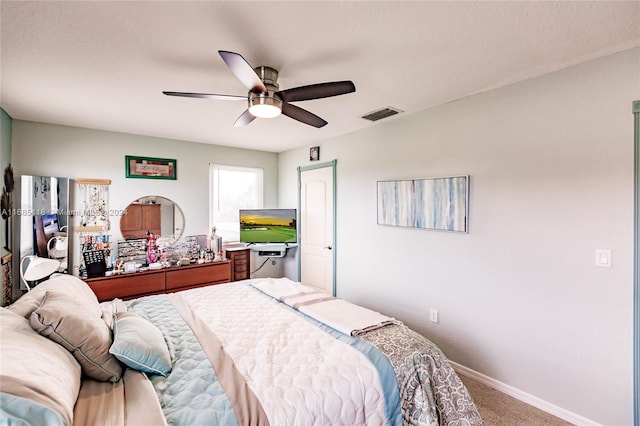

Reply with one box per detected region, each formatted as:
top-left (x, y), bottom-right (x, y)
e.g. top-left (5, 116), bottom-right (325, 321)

top-left (126, 279), bottom-right (482, 426)
top-left (361, 326), bottom-right (481, 425)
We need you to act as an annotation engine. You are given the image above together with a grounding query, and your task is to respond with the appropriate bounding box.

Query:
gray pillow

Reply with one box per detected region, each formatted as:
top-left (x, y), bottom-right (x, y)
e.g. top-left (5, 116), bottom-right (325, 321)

top-left (30, 291), bottom-right (123, 382)
top-left (8, 273), bottom-right (101, 319)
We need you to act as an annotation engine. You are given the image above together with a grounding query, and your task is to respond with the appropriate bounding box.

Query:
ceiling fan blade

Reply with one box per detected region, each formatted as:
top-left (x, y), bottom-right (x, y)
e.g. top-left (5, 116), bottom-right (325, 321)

top-left (163, 91), bottom-right (246, 101)
top-left (282, 103), bottom-right (327, 128)
top-left (234, 109), bottom-right (256, 127)
top-left (218, 50), bottom-right (267, 93)
top-left (277, 81), bottom-right (355, 103)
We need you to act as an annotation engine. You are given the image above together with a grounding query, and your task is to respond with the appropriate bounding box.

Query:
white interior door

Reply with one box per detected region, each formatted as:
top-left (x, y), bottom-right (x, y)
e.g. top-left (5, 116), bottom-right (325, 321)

top-left (300, 165), bottom-right (334, 295)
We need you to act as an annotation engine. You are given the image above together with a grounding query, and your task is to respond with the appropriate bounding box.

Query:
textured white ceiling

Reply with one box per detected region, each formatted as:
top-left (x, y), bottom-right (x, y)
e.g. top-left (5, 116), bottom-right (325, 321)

top-left (1, 1), bottom-right (639, 152)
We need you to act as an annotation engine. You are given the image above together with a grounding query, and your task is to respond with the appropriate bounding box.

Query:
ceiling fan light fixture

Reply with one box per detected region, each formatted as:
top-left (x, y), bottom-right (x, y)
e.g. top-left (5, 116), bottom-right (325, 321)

top-left (248, 93), bottom-right (282, 118)
top-left (249, 103), bottom-right (281, 118)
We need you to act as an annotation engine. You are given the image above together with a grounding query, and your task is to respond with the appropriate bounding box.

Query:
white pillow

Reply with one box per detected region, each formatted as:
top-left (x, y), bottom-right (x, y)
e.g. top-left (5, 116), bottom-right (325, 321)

top-left (0, 308), bottom-right (81, 426)
top-left (99, 298), bottom-right (128, 329)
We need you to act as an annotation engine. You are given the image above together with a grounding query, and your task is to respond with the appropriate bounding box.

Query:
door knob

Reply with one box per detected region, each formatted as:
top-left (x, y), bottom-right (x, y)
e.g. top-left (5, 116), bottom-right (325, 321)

top-left (324, 245), bottom-right (332, 250)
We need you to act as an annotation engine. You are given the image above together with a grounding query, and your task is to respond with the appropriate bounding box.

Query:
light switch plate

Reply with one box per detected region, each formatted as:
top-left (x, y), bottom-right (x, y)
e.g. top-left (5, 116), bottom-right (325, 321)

top-left (595, 249), bottom-right (612, 268)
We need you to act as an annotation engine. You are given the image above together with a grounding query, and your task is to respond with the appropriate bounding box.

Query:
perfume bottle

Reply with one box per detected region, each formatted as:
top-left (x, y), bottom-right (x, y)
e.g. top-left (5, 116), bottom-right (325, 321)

top-left (210, 227), bottom-right (223, 261)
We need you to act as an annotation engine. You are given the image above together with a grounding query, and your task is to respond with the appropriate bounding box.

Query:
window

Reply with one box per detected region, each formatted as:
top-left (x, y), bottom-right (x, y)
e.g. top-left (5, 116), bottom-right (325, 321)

top-left (209, 164), bottom-right (263, 242)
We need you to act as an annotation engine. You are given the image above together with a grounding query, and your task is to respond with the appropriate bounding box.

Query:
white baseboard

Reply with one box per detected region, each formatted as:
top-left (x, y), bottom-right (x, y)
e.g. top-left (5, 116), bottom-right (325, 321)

top-left (450, 361), bottom-right (601, 426)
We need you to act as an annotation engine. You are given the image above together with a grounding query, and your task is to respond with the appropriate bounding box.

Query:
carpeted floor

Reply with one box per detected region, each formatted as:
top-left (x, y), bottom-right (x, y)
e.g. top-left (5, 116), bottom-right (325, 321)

top-left (459, 375), bottom-right (573, 426)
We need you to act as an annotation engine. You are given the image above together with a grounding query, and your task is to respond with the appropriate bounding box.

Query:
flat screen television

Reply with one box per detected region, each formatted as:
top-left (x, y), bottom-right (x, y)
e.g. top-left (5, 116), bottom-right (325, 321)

top-left (41, 213), bottom-right (60, 238)
top-left (239, 209), bottom-right (297, 244)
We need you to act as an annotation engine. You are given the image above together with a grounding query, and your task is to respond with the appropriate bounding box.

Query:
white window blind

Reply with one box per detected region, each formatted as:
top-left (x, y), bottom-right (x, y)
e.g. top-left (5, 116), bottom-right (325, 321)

top-left (209, 164), bottom-right (263, 242)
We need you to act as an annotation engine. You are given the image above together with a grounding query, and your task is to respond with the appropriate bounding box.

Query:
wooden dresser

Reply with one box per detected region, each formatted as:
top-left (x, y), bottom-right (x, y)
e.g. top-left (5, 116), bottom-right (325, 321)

top-left (225, 247), bottom-right (250, 281)
top-left (120, 203), bottom-right (161, 239)
top-left (85, 260), bottom-right (231, 301)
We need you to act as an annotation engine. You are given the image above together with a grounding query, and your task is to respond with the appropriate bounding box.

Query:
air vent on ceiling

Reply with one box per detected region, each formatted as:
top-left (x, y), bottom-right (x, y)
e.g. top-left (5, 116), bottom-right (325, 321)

top-left (361, 107), bottom-right (403, 122)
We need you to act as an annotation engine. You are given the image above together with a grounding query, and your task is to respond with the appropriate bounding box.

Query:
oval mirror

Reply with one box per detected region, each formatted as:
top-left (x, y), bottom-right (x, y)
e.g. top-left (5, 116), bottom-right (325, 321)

top-left (120, 196), bottom-right (185, 240)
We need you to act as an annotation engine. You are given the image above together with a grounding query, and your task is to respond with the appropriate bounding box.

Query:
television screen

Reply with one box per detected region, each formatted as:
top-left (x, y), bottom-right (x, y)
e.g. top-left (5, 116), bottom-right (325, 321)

top-left (41, 213), bottom-right (60, 237)
top-left (239, 209), bottom-right (297, 244)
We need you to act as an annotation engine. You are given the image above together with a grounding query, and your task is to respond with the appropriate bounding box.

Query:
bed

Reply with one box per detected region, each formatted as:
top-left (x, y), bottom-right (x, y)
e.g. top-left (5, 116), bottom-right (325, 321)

top-left (1, 273), bottom-right (482, 426)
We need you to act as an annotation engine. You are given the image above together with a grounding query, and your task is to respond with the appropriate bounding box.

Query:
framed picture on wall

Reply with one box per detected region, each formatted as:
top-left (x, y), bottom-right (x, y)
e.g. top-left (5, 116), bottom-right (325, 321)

top-left (125, 156), bottom-right (177, 180)
top-left (377, 175), bottom-right (469, 233)
top-left (310, 146), bottom-right (320, 162)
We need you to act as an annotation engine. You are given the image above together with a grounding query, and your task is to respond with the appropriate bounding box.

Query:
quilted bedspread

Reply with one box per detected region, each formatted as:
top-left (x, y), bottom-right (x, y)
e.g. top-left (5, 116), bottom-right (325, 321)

top-left (126, 280), bottom-right (482, 426)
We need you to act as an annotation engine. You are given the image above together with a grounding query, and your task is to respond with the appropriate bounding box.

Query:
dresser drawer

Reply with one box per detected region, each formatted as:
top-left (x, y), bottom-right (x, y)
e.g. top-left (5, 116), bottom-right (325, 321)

top-left (234, 260), bottom-right (248, 272)
top-left (234, 270), bottom-right (249, 280)
top-left (166, 261), bottom-right (231, 291)
top-left (86, 270), bottom-right (165, 302)
top-left (234, 255), bottom-right (248, 265)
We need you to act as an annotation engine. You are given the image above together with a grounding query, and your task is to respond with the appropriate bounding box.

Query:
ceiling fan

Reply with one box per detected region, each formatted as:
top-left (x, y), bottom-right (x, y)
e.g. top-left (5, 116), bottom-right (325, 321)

top-left (163, 50), bottom-right (356, 128)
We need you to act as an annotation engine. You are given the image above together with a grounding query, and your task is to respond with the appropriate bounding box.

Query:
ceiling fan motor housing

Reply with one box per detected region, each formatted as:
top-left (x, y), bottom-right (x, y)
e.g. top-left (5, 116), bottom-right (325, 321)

top-left (249, 66), bottom-right (282, 117)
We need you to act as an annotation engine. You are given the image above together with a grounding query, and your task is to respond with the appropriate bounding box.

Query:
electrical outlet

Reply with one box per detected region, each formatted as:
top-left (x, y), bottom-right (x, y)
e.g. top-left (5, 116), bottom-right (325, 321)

top-left (430, 309), bottom-right (439, 324)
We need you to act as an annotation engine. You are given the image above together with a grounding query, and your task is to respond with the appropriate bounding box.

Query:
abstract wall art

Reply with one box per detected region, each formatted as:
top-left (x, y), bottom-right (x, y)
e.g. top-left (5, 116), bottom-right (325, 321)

top-left (377, 175), bottom-right (469, 233)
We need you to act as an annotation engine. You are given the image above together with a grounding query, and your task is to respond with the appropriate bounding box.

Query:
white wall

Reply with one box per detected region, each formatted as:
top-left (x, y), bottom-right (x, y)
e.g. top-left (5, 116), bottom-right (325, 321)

top-left (279, 48), bottom-right (639, 424)
top-left (11, 122), bottom-right (279, 276)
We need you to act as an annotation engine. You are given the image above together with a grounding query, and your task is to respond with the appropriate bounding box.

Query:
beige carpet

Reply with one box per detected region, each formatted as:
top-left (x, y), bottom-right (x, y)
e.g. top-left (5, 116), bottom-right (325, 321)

top-left (459, 375), bottom-right (573, 426)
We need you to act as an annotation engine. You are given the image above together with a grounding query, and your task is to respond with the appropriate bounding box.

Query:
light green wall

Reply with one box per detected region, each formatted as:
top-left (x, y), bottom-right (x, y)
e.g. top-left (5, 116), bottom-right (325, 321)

top-left (280, 47), bottom-right (639, 424)
top-left (11, 122), bottom-right (279, 276)
top-left (0, 109), bottom-right (10, 169)
top-left (1, 108), bottom-right (13, 305)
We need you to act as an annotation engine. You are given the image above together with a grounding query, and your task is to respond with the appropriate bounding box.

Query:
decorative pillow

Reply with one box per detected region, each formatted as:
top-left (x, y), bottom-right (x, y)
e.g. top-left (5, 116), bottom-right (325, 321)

top-left (109, 311), bottom-right (172, 377)
top-left (0, 308), bottom-right (81, 426)
top-left (8, 273), bottom-right (101, 319)
top-left (99, 298), bottom-right (128, 329)
top-left (30, 291), bottom-right (123, 382)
